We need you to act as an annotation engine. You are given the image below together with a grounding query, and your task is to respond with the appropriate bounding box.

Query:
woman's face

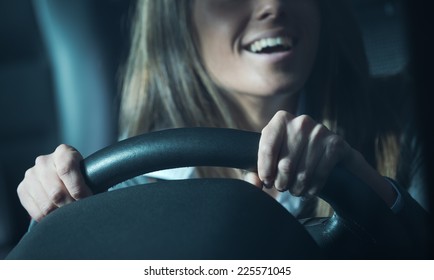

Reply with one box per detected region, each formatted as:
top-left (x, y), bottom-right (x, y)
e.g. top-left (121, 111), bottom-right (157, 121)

top-left (193, 0), bottom-right (321, 97)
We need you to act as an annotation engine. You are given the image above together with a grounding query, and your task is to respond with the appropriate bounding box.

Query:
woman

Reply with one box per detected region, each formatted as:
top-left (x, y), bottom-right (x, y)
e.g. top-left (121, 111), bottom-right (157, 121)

top-left (17, 0), bottom-right (427, 224)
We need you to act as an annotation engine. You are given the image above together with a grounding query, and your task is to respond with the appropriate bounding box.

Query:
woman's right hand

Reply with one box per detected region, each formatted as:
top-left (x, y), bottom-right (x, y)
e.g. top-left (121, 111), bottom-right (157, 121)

top-left (17, 144), bottom-right (93, 222)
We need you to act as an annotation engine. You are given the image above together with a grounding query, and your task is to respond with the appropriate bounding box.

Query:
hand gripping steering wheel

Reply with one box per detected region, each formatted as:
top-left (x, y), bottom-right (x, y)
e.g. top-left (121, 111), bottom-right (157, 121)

top-left (7, 128), bottom-right (416, 259)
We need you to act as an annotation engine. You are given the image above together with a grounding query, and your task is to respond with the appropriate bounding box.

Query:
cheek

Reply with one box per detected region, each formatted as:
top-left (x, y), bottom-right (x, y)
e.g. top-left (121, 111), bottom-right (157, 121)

top-left (197, 30), bottom-right (240, 90)
top-left (194, 18), bottom-right (228, 68)
top-left (198, 29), bottom-right (233, 71)
top-left (193, 0), bottom-right (244, 57)
top-left (194, 25), bottom-right (245, 91)
top-left (192, 1), bottom-right (251, 88)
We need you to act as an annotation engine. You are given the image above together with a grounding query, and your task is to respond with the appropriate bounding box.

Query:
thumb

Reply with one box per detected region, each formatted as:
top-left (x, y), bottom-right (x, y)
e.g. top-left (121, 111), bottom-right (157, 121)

top-left (243, 171), bottom-right (263, 189)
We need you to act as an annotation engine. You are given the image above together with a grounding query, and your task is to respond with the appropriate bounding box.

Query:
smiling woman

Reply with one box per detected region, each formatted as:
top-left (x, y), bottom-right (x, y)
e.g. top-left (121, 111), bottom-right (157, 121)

top-left (13, 0), bottom-right (431, 257)
top-left (118, 0), bottom-right (403, 215)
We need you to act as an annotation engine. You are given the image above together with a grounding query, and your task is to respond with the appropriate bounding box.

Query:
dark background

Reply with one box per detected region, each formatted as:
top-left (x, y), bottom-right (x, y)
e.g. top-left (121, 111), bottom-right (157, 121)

top-left (0, 0), bottom-right (432, 258)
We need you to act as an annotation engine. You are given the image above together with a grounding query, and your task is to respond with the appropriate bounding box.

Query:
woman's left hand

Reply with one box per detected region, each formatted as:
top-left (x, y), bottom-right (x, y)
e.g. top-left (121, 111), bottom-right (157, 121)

top-left (244, 110), bottom-right (397, 207)
top-left (249, 111), bottom-right (354, 197)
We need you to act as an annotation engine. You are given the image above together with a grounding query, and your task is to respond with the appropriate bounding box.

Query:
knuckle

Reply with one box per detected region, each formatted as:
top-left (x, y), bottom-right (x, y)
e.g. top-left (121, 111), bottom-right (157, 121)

top-left (262, 111), bottom-right (289, 133)
top-left (16, 183), bottom-right (26, 198)
top-left (24, 167), bottom-right (35, 179)
top-left (326, 135), bottom-right (345, 157)
top-left (291, 116), bottom-right (316, 136)
top-left (40, 203), bottom-right (56, 216)
top-left (274, 110), bottom-right (289, 120)
top-left (55, 144), bottom-right (71, 154)
top-left (68, 187), bottom-right (86, 200)
top-left (55, 157), bottom-right (80, 178)
top-left (267, 111), bottom-right (291, 129)
top-left (47, 188), bottom-right (67, 205)
top-left (56, 161), bottom-right (74, 177)
top-left (296, 115), bottom-right (313, 129)
top-left (55, 144), bottom-right (81, 161)
top-left (314, 124), bottom-right (328, 137)
top-left (34, 155), bottom-right (47, 166)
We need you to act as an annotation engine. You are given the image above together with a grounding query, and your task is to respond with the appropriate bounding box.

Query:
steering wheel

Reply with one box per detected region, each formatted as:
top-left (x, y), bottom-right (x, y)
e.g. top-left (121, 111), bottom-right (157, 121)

top-left (7, 128), bottom-right (415, 259)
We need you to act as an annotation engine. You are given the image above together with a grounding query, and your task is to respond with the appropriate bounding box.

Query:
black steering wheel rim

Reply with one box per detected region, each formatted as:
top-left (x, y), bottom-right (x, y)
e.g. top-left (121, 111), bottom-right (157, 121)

top-left (81, 128), bottom-right (260, 194)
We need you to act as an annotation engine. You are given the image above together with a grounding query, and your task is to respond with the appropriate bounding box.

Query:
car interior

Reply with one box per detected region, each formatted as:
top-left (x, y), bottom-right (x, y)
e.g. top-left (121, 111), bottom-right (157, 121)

top-left (0, 0), bottom-right (433, 259)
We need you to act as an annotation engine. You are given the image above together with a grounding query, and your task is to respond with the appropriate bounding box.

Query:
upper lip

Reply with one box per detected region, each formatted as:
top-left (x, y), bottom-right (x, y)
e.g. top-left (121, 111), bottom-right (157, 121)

top-left (242, 28), bottom-right (298, 50)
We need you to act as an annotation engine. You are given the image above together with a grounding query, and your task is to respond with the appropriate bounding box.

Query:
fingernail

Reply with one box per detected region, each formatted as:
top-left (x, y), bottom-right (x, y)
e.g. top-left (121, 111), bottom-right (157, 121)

top-left (275, 184), bottom-right (287, 192)
top-left (262, 180), bottom-right (272, 189)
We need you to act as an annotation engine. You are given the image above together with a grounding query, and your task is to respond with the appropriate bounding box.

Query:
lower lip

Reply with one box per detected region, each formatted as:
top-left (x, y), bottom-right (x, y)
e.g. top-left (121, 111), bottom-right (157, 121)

top-left (245, 49), bottom-right (294, 64)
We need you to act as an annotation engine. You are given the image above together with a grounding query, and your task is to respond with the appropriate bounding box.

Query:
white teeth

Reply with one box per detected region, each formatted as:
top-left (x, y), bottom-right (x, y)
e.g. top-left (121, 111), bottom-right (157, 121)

top-left (248, 36), bottom-right (293, 53)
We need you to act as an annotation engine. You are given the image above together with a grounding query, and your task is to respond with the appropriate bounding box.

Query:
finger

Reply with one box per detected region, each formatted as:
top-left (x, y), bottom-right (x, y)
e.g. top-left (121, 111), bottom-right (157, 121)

top-left (35, 155), bottom-right (75, 207)
top-left (290, 123), bottom-right (327, 197)
top-left (258, 111), bottom-right (294, 188)
top-left (53, 145), bottom-right (92, 200)
top-left (274, 115), bottom-right (312, 192)
top-left (243, 171), bottom-right (262, 188)
top-left (273, 145), bottom-right (294, 192)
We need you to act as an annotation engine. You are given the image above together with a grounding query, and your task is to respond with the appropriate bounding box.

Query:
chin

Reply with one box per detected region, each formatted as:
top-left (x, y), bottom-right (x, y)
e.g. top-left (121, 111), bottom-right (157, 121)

top-left (254, 74), bottom-right (304, 95)
top-left (238, 88), bottom-right (298, 100)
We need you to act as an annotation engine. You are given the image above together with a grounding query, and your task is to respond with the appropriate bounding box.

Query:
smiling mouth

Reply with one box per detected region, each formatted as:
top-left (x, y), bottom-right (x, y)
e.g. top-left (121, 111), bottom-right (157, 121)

top-left (246, 36), bottom-right (295, 54)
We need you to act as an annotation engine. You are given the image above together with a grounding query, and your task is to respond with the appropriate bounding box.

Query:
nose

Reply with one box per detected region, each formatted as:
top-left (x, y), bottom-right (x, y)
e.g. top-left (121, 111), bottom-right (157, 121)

top-left (254, 0), bottom-right (285, 21)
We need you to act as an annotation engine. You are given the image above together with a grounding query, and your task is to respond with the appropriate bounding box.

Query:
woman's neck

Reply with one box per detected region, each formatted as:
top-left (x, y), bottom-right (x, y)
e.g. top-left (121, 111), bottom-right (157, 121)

top-left (228, 92), bottom-right (300, 132)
